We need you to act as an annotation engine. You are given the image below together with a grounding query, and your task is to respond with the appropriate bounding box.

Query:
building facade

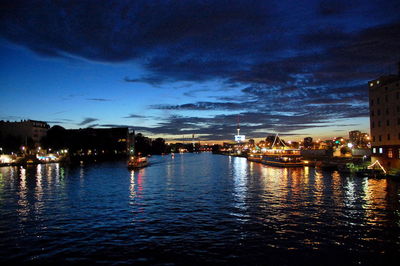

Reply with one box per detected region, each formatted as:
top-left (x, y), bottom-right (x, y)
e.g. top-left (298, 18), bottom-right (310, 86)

top-left (349, 130), bottom-right (370, 148)
top-left (349, 130), bottom-right (361, 145)
top-left (0, 119), bottom-right (49, 151)
top-left (368, 66), bottom-right (400, 172)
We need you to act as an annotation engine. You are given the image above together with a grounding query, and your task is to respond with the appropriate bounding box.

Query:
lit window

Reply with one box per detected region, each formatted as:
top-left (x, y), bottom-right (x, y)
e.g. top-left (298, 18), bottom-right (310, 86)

top-left (388, 149), bottom-right (393, 158)
top-left (372, 148), bottom-right (376, 153)
top-left (377, 80), bottom-right (380, 84)
top-left (379, 147), bottom-right (383, 154)
top-left (370, 83), bottom-right (374, 87)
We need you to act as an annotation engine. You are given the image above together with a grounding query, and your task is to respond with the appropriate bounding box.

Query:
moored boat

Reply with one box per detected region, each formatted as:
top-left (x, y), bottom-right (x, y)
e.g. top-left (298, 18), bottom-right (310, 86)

top-left (248, 149), bottom-right (304, 167)
top-left (261, 149), bottom-right (304, 167)
top-left (247, 154), bottom-right (263, 163)
top-left (248, 133), bottom-right (304, 167)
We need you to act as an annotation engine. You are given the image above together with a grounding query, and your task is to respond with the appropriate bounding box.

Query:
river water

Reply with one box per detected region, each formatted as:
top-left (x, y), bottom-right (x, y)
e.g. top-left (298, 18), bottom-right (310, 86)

top-left (0, 153), bottom-right (399, 265)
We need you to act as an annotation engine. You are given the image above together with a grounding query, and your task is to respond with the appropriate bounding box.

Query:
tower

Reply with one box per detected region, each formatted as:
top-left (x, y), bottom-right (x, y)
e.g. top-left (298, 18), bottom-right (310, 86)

top-left (237, 115), bottom-right (240, 136)
top-left (234, 115), bottom-right (245, 143)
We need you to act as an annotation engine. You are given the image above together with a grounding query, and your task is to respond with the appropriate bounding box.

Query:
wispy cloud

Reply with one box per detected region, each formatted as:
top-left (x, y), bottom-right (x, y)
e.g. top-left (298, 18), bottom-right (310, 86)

top-left (86, 98), bottom-right (112, 102)
top-left (123, 114), bottom-right (146, 119)
top-left (78, 117), bottom-right (98, 126)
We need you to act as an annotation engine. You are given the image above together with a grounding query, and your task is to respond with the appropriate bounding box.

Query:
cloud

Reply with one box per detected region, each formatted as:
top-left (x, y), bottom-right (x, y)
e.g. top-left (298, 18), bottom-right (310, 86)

top-left (183, 88), bottom-right (210, 97)
top-left (45, 120), bottom-right (66, 124)
top-left (1, 0), bottom-right (399, 139)
top-left (124, 76), bottom-right (166, 86)
top-left (151, 101), bottom-right (249, 111)
top-left (78, 117), bottom-right (98, 126)
top-left (317, 0), bottom-right (352, 16)
top-left (123, 114), bottom-right (146, 119)
top-left (86, 98), bottom-right (112, 102)
top-left (86, 123), bottom-right (99, 128)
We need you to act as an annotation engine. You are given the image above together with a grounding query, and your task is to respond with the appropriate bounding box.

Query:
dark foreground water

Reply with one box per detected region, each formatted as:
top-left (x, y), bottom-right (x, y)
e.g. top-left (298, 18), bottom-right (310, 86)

top-left (0, 153), bottom-right (399, 265)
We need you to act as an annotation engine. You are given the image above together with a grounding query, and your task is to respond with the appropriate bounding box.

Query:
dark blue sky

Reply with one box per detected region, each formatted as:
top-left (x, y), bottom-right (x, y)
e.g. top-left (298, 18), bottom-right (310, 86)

top-left (1, 0), bottom-right (399, 141)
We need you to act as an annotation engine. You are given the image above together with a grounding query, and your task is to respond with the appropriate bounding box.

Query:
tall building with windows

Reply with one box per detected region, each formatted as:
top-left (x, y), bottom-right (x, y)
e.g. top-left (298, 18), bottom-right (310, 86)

top-left (349, 130), bottom-right (370, 148)
top-left (349, 130), bottom-right (361, 145)
top-left (368, 63), bottom-right (400, 172)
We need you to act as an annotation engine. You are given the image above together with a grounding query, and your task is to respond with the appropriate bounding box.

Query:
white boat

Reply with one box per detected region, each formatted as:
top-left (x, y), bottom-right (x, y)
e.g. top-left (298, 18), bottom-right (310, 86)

top-left (247, 133), bottom-right (304, 167)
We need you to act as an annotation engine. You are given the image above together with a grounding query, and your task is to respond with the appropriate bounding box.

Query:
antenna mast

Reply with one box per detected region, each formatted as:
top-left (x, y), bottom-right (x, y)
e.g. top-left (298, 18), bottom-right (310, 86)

top-left (237, 115), bottom-right (240, 136)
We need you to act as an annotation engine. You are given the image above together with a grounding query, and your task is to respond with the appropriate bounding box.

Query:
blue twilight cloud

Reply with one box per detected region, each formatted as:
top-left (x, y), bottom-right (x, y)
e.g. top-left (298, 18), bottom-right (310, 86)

top-left (1, 0), bottom-right (399, 139)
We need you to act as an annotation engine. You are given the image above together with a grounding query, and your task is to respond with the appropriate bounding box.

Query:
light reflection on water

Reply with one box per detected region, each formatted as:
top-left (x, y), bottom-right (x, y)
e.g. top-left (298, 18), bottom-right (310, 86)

top-left (0, 154), bottom-right (399, 265)
top-left (232, 157), bottom-right (248, 212)
top-left (17, 167), bottom-right (28, 219)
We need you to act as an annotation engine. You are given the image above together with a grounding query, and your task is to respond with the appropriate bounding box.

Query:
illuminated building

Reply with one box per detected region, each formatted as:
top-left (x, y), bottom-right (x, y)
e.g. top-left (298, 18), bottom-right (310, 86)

top-left (368, 63), bottom-right (400, 172)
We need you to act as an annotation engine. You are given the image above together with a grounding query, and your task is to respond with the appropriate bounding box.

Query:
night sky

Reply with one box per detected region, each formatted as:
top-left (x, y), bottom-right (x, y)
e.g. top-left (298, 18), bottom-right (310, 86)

top-left (1, 0), bottom-right (399, 141)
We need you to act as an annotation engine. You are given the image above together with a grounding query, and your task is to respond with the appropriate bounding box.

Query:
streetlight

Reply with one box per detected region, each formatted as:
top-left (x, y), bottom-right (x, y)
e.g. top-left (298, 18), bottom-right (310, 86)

top-left (347, 143), bottom-right (353, 148)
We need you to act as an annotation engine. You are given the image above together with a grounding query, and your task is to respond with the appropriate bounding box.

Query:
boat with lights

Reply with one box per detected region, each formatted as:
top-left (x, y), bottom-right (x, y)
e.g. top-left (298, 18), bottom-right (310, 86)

top-left (247, 134), bottom-right (304, 167)
top-left (248, 149), bottom-right (304, 167)
top-left (128, 156), bottom-right (148, 169)
top-left (127, 136), bottom-right (149, 169)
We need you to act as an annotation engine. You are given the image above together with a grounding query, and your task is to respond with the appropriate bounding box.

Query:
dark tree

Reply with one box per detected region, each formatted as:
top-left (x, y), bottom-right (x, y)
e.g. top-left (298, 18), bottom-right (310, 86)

top-left (135, 133), bottom-right (152, 155)
top-left (151, 138), bottom-right (167, 154)
top-left (42, 125), bottom-right (68, 150)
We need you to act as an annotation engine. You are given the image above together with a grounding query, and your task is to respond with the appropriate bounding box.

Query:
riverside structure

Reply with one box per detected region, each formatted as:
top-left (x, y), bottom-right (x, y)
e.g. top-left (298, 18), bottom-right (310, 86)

top-left (369, 62), bottom-right (400, 173)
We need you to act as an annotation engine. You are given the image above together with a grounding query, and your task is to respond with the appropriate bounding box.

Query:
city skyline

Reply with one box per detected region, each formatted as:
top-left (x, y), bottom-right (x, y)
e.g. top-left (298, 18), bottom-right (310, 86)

top-left (1, 1), bottom-right (399, 141)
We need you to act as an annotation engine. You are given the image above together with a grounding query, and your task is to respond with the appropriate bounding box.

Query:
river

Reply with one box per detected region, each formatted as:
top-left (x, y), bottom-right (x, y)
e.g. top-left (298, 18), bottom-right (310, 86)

top-left (0, 153), bottom-right (399, 265)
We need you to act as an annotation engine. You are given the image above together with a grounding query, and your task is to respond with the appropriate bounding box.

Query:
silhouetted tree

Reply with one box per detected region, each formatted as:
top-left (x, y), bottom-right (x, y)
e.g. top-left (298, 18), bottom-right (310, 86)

top-left (135, 133), bottom-right (152, 155)
top-left (151, 138), bottom-right (167, 154)
top-left (42, 125), bottom-right (68, 150)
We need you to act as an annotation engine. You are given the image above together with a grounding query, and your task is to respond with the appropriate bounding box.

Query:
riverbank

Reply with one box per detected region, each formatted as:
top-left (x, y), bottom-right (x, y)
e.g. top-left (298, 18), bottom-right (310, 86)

top-left (0, 153), bottom-right (128, 168)
top-left (214, 151), bottom-right (399, 178)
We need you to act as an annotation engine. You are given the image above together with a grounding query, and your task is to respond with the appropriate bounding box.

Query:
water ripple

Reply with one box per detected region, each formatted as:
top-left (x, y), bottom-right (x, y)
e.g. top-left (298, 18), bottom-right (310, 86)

top-left (0, 154), bottom-right (399, 265)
